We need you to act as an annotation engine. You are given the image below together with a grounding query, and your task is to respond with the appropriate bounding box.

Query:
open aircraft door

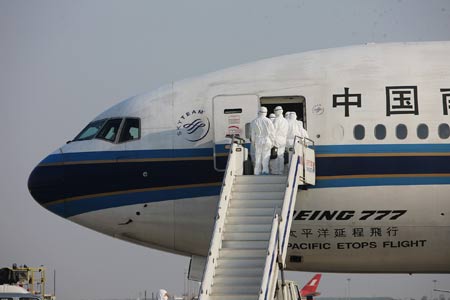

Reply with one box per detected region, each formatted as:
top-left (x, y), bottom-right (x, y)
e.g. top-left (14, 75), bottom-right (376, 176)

top-left (213, 94), bottom-right (259, 171)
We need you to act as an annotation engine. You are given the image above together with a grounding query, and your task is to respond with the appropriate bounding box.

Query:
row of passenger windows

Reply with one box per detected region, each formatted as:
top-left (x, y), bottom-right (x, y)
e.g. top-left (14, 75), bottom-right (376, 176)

top-left (73, 118), bottom-right (140, 143)
top-left (353, 123), bottom-right (450, 140)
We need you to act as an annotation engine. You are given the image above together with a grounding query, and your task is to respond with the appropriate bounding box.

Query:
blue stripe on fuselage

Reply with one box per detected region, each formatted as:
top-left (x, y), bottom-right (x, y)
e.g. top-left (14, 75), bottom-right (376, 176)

top-left (41, 143), bottom-right (450, 165)
top-left (35, 143), bottom-right (450, 217)
top-left (316, 175), bottom-right (450, 188)
top-left (317, 155), bottom-right (450, 176)
top-left (48, 185), bottom-right (221, 218)
top-left (315, 143), bottom-right (450, 154)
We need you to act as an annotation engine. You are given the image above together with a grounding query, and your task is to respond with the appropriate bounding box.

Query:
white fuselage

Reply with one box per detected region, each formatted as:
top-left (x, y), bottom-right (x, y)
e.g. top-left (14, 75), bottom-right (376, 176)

top-left (28, 42), bottom-right (450, 273)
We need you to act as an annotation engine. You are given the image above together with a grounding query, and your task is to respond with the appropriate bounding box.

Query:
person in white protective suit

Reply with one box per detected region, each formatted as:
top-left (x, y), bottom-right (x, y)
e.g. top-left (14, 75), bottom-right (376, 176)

top-left (286, 111), bottom-right (308, 171)
top-left (157, 289), bottom-right (169, 300)
top-left (287, 111), bottom-right (301, 151)
top-left (269, 113), bottom-right (276, 122)
top-left (268, 112), bottom-right (277, 174)
top-left (250, 106), bottom-right (275, 175)
top-left (284, 111), bottom-right (291, 119)
top-left (298, 118), bottom-right (309, 139)
top-left (272, 106), bottom-right (289, 175)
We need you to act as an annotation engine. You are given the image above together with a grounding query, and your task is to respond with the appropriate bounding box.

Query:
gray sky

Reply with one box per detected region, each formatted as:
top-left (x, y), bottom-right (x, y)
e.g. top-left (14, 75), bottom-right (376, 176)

top-left (1, 1), bottom-right (450, 299)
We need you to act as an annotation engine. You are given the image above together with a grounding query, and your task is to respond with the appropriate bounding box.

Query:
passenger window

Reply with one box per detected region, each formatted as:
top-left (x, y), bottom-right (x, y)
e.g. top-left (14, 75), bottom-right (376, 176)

top-left (439, 123), bottom-right (450, 139)
top-left (353, 125), bottom-right (365, 140)
top-left (417, 124), bottom-right (428, 139)
top-left (374, 124), bottom-right (386, 140)
top-left (396, 124), bottom-right (408, 140)
top-left (96, 118), bottom-right (123, 142)
top-left (119, 118), bottom-right (141, 143)
top-left (73, 119), bottom-right (106, 141)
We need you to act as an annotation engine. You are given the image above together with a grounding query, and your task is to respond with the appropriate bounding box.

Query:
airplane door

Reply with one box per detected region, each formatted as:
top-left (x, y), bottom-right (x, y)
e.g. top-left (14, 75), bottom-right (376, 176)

top-left (213, 94), bottom-right (259, 171)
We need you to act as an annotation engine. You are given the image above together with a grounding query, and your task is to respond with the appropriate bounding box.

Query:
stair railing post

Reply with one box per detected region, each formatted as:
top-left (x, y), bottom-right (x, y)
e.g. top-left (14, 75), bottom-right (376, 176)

top-left (277, 215), bottom-right (287, 300)
top-left (259, 210), bottom-right (280, 300)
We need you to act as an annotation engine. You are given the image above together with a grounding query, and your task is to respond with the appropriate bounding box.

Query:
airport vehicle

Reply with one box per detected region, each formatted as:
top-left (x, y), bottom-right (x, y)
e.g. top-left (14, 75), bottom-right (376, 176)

top-left (28, 42), bottom-right (450, 297)
top-left (0, 285), bottom-right (41, 300)
top-left (0, 266), bottom-right (54, 300)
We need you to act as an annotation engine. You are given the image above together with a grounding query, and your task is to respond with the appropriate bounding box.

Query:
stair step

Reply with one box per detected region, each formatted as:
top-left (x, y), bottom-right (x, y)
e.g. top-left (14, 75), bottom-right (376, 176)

top-left (225, 224), bottom-right (272, 232)
top-left (235, 175), bottom-right (287, 184)
top-left (212, 284), bottom-right (260, 295)
top-left (228, 207), bottom-right (281, 217)
top-left (226, 215), bottom-right (274, 225)
top-left (219, 248), bottom-right (267, 258)
top-left (199, 170), bottom-right (297, 300)
top-left (233, 183), bottom-right (286, 192)
top-left (223, 231), bottom-right (271, 241)
top-left (213, 275), bottom-right (262, 286)
top-left (214, 267), bottom-right (264, 276)
top-left (217, 258), bottom-right (266, 268)
top-left (222, 240), bottom-right (268, 249)
top-left (232, 191), bottom-right (285, 200)
top-left (230, 199), bottom-right (283, 209)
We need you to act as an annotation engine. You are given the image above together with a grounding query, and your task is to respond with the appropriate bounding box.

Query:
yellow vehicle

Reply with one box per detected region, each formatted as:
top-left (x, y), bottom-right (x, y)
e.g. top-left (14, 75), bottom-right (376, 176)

top-left (0, 265), bottom-right (55, 300)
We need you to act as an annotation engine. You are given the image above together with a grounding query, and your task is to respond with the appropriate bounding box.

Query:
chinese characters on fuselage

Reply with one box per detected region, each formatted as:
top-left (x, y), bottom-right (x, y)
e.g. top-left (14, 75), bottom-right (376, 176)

top-left (287, 209), bottom-right (426, 251)
top-left (331, 86), bottom-right (450, 117)
top-left (288, 226), bottom-right (426, 251)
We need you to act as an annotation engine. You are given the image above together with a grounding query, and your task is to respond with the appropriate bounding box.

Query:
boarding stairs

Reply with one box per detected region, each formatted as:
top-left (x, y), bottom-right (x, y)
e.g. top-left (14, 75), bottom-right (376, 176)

top-left (199, 136), bottom-right (315, 300)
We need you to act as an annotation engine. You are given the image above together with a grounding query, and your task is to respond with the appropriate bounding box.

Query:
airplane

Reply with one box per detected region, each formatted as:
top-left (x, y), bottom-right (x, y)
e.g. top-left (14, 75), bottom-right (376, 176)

top-left (274, 274), bottom-right (321, 300)
top-left (299, 274), bottom-right (321, 300)
top-left (28, 41), bottom-right (450, 275)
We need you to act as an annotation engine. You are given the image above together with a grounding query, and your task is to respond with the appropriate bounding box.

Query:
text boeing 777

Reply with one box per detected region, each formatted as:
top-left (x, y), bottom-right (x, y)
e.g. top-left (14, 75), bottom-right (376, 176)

top-left (28, 42), bottom-right (450, 273)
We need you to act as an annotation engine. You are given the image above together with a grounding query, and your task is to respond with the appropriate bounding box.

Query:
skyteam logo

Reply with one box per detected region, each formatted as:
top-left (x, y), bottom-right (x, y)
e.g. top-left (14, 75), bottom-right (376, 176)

top-left (176, 109), bottom-right (210, 142)
top-left (184, 119), bottom-right (206, 134)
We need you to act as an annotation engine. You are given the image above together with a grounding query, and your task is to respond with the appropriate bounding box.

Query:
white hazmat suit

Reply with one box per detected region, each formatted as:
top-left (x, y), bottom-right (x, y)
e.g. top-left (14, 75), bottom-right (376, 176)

top-left (158, 289), bottom-right (168, 300)
top-left (250, 107), bottom-right (275, 175)
top-left (298, 119), bottom-right (309, 139)
top-left (272, 106), bottom-right (289, 175)
top-left (269, 113), bottom-right (276, 122)
top-left (268, 113), bottom-right (277, 174)
top-left (287, 112), bottom-right (301, 150)
top-left (286, 112), bottom-right (303, 168)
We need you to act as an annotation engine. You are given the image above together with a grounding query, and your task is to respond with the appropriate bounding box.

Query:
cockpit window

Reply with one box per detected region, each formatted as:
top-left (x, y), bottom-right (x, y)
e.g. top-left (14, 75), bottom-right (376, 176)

top-left (73, 119), bottom-right (107, 141)
top-left (119, 118), bottom-right (140, 143)
top-left (96, 118), bottom-right (123, 142)
top-left (73, 117), bottom-right (140, 143)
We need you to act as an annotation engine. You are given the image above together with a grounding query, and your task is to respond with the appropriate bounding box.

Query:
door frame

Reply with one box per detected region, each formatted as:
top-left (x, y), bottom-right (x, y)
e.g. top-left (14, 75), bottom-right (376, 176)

top-left (212, 94), bottom-right (259, 171)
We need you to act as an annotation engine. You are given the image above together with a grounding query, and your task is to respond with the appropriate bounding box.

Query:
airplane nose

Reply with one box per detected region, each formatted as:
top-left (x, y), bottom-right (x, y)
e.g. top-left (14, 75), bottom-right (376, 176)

top-left (28, 154), bottom-right (66, 216)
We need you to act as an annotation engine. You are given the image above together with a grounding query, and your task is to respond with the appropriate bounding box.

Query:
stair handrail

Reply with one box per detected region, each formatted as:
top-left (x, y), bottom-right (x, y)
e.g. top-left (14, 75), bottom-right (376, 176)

top-left (259, 211), bottom-right (280, 300)
top-left (198, 135), bottom-right (242, 300)
top-left (259, 137), bottom-right (305, 300)
top-left (279, 136), bottom-right (309, 265)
